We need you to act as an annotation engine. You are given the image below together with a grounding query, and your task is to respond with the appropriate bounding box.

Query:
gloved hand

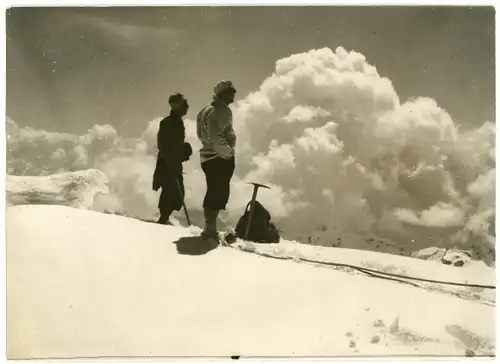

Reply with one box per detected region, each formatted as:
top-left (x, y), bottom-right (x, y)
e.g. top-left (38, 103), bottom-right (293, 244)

top-left (181, 142), bottom-right (193, 162)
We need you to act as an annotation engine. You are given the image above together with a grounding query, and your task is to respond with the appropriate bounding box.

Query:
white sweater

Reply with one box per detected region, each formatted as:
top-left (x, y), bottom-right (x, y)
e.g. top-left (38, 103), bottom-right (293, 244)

top-left (196, 98), bottom-right (236, 163)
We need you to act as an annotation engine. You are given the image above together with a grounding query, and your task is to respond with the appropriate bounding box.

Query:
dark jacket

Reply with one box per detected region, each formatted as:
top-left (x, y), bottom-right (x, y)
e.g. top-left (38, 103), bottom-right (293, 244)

top-left (152, 111), bottom-right (191, 191)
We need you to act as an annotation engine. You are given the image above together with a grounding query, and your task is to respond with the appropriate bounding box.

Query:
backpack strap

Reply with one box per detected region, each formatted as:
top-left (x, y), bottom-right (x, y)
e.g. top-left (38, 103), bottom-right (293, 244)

top-left (245, 201), bottom-right (252, 213)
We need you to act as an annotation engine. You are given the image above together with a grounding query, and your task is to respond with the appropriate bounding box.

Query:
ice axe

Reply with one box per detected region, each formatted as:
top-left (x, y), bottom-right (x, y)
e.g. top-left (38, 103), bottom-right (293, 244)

top-left (244, 182), bottom-right (271, 241)
top-left (175, 176), bottom-right (191, 226)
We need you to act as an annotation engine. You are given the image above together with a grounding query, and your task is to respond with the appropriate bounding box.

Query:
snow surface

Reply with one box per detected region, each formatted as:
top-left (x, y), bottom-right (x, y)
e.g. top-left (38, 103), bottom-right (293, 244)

top-left (6, 169), bottom-right (109, 209)
top-left (7, 204), bottom-right (495, 359)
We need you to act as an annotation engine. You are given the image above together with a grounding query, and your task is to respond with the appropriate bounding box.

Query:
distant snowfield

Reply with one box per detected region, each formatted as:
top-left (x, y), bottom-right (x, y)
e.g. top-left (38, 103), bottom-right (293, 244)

top-left (6, 169), bottom-right (109, 209)
top-left (7, 205), bottom-right (495, 359)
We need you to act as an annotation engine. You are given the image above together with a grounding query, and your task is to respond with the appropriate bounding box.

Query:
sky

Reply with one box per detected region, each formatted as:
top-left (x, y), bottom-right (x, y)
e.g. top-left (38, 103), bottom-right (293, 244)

top-left (6, 6), bottom-right (495, 137)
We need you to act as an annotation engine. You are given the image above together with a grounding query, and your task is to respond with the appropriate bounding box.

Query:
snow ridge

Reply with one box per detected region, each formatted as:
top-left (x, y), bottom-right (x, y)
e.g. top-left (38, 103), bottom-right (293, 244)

top-left (6, 169), bottom-right (109, 209)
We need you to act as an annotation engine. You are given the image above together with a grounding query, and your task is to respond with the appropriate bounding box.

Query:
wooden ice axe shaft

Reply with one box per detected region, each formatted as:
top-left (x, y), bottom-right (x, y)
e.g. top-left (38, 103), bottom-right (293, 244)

top-left (244, 182), bottom-right (271, 241)
top-left (175, 177), bottom-right (191, 226)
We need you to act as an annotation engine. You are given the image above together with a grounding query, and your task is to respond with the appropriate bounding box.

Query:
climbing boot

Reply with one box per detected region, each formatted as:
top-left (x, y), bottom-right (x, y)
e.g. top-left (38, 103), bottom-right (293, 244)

top-left (201, 208), bottom-right (219, 240)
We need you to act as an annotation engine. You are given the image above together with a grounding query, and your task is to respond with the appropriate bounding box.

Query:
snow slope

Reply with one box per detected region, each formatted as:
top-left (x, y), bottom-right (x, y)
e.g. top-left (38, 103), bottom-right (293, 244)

top-left (6, 169), bottom-right (109, 209)
top-left (231, 239), bottom-right (495, 305)
top-left (7, 205), bottom-right (495, 359)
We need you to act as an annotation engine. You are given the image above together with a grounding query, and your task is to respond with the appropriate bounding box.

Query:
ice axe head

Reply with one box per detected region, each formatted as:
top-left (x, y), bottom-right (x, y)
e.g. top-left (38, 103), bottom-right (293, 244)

top-left (247, 182), bottom-right (271, 190)
top-left (243, 182), bottom-right (271, 240)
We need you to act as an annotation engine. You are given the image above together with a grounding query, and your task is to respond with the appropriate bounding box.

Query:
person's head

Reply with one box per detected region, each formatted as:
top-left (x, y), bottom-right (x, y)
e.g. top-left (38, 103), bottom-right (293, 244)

top-left (214, 80), bottom-right (237, 105)
top-left (169, 93), bottom-right (189, 116)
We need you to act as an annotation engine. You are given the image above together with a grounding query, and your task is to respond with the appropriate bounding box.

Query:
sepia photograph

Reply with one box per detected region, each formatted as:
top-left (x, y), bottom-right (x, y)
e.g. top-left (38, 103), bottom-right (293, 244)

top-left (5, 3), bottom-right (496, 360)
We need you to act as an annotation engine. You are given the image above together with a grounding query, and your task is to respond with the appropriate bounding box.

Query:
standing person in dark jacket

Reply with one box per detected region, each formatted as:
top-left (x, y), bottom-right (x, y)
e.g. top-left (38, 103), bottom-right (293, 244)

top-left (196, 80), bottom-right (237, 239)
top-left (152, 93), bottom-right (192, 225)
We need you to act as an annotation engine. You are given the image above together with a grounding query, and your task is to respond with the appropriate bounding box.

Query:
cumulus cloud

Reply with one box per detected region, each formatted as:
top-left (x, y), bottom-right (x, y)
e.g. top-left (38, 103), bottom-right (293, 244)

top-left (394, 202), bottom-right (466, 228)
top-left (6, 46), bottom-right (495, 255)
top-left (231, 46), bottom-right (494, 251)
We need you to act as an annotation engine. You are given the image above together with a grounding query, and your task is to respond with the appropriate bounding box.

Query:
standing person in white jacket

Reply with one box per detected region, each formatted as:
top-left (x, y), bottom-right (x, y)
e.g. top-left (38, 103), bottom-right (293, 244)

top-left (196, 80), bottom-right (237, 239)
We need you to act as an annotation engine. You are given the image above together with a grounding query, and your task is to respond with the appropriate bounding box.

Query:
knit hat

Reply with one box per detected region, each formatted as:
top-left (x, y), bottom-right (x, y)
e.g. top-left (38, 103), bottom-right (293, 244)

top-left (214, 80), bottom-right (236, 96)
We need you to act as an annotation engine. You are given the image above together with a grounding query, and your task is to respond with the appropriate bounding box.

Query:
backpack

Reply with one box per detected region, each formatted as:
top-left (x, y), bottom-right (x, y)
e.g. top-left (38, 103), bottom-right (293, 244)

top-left (234, 200), bottom-right (280, 244)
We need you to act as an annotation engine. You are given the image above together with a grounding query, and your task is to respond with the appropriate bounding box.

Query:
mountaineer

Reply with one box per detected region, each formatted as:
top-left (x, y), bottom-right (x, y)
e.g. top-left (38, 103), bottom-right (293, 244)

top-left (196, 80), bottom-right (237, 239)
top-left (152, 93), bottom-right (192, 225)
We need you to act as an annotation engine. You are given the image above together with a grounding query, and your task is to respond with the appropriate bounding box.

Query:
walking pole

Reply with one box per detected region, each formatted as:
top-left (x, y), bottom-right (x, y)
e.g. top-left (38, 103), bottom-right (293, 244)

top-left (244, 182), bottom-right (271, 241)
top-left (175, 176), bottom-right (191, 226)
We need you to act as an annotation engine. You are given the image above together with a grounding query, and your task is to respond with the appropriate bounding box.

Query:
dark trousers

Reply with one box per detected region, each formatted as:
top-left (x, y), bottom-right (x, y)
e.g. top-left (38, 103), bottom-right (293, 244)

top-left (201, 156), bottom-right (235, 210)
top-left (158, 173), bottom-right (184, 215)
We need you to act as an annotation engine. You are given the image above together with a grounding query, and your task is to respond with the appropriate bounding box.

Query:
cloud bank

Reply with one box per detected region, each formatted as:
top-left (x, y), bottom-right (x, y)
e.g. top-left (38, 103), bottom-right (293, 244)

top-left (7, 46), bottom-right (495, 254)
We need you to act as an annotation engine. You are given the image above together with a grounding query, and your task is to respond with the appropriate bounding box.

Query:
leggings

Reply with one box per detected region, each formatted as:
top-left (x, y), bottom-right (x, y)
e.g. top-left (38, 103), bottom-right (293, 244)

top-left (201, 156), bottom-right (235, 210)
